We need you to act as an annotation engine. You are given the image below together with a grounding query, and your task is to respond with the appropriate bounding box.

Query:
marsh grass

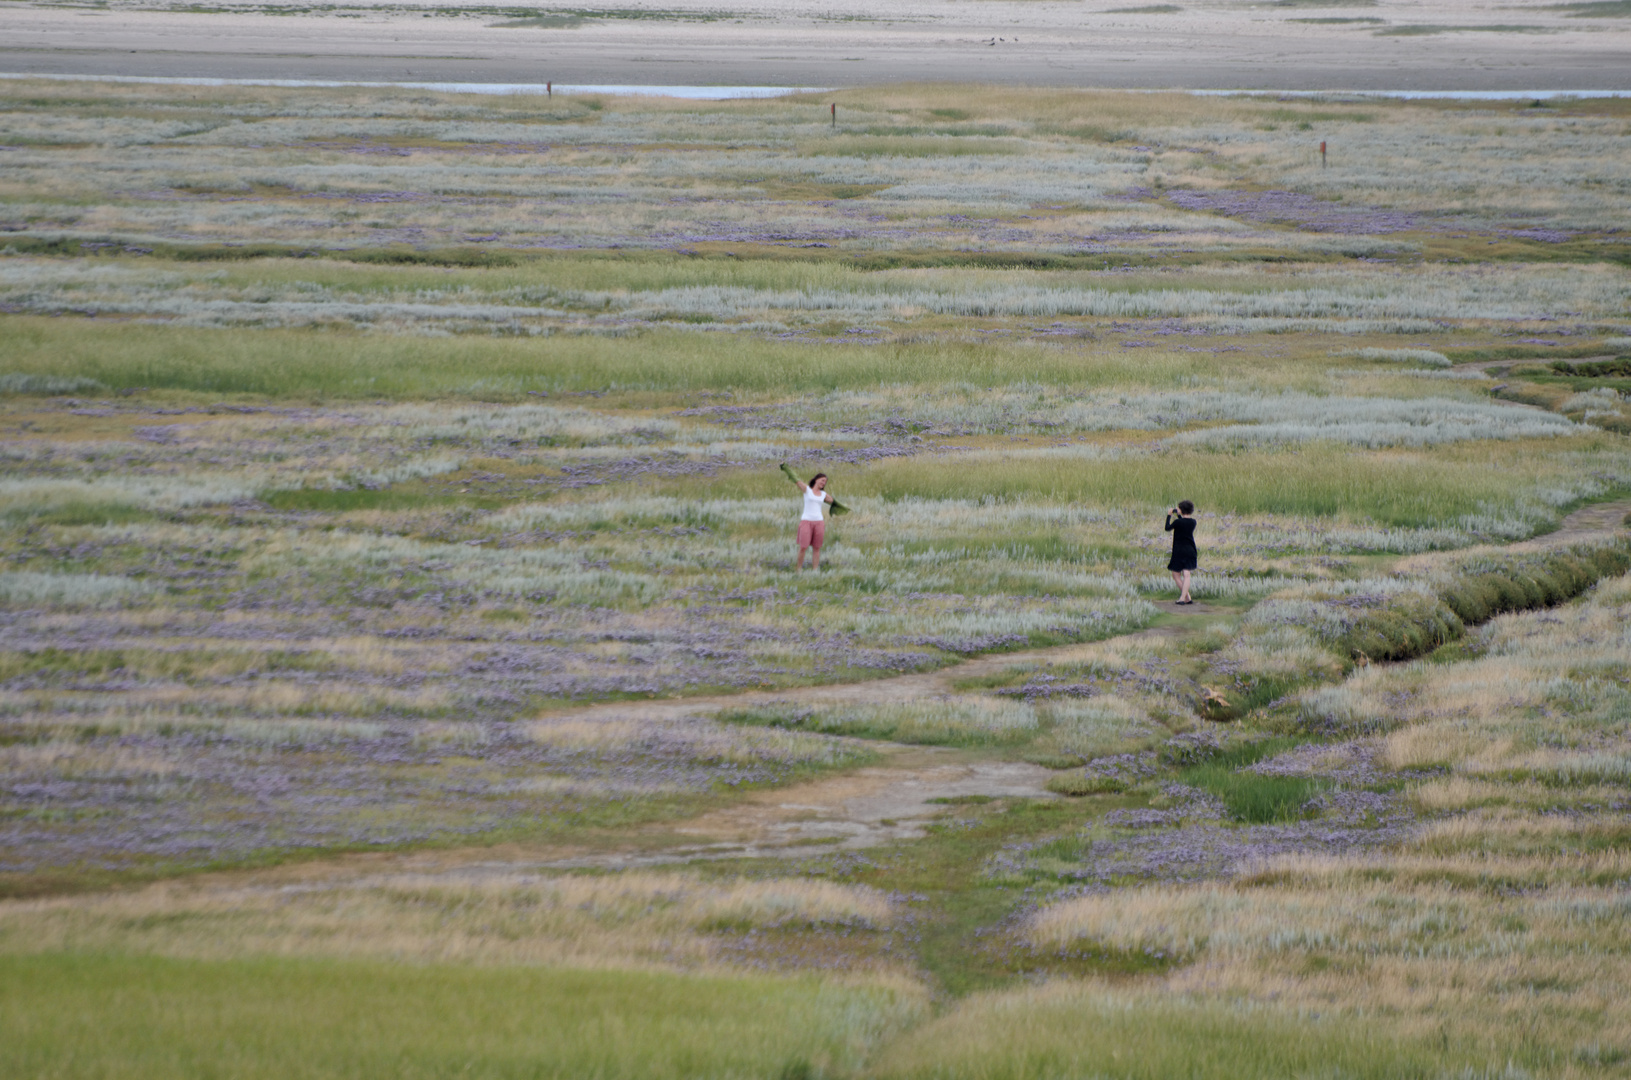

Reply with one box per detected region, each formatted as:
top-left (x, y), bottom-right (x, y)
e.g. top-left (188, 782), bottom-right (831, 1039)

top-left (2, 77), bottom-right (1631, 1077)
top-left (7, 257), bottom-right (1624, 336)
top-left (0, 952), bottom-right (922, 1080)
top-left (0, 316), bottom-right (1221, 397)
top-left (734, 439), bottom-right (1627, 528)
top-left (868, 981), bottom-right (1478, 1080)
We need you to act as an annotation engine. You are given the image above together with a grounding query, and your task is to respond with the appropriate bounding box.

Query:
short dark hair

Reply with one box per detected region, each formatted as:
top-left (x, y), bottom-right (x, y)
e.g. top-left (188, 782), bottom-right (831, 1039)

top-left (1178, 499), bottom-right (1194, 514)
top-left (808, 472), bottom-right (828, 488)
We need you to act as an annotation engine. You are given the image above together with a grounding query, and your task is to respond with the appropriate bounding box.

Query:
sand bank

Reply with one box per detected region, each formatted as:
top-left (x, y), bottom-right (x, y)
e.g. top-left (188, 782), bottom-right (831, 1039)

top-left (2, 0), bottom-right (1628, 91)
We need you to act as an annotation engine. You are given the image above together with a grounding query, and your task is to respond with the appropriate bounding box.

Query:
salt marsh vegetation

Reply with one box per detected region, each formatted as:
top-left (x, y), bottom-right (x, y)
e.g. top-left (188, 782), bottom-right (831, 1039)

top-left (2, 79), bottom-right (1631, 1078)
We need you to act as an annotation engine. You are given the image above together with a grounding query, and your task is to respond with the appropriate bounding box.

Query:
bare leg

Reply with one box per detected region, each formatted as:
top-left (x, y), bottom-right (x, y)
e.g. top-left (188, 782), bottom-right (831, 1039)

top-left (796, 543), bottom-right (810, 569)
top-left (1171, 570), bottom-right (1183, 600)
top-left (1179, 570), bottom-right (1192, 603)
top-left (810, 544), bottom-right (822, 570)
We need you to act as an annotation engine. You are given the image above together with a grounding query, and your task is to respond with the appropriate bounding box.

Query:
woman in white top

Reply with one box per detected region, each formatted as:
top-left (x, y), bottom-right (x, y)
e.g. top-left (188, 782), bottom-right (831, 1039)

top-left (796, 472), bottom-right (834, 570)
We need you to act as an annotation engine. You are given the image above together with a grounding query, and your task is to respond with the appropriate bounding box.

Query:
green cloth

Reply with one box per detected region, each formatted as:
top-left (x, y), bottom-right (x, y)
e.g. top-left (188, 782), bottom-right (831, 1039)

top-left (780, 463), bottom-right (849, 515)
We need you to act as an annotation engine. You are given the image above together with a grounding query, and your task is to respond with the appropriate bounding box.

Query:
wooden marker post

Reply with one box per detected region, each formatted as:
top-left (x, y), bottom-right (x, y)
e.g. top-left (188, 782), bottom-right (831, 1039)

top-left (1320, 140), bottom-right (1327, 168)
top-left (831, 103), bottom-right (836, 128)
top-left (547, 82), bottom-right (552, 97)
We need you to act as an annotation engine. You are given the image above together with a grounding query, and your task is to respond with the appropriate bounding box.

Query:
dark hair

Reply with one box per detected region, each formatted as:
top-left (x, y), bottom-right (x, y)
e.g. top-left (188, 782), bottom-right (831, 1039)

top-left (1178, 499), bottom-right (1194, 515)
top-left (808, 473), bottom-right (828, 488)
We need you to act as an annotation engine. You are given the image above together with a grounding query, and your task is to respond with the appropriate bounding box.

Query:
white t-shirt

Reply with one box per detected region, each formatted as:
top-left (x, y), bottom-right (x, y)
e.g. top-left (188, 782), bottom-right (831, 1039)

top-left (802, 486), bottom-right (829, 522)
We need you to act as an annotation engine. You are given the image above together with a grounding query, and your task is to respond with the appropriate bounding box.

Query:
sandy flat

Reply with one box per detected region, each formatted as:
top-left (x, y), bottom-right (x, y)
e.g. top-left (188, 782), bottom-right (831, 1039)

top-left (2, 0), bottom-right (1629, 91)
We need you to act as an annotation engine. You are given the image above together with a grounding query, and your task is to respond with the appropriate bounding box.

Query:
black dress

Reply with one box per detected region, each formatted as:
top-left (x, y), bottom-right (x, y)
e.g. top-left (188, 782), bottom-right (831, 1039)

top-left (1165, 514), bottom-right (1197, 572)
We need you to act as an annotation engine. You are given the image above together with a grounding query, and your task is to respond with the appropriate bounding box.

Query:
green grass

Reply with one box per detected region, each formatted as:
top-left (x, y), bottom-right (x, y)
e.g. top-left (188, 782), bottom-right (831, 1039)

top-left (950, 668), bottom-right (1033, 692)
top-left (1552, 357), bottom-right (1631, 378)
top-left (0, 502), bottom-right (165, 528)
top-left (1174, 737), bottom-right (1327, 823)
top-left (683, 438), bottom-right (1617, 528)
top-left (1522, 372), bottom-right (1631, 397)
top-left (1178, 735), bottom-right (1303, 771)
top-left (1197, 672), bottom-right (1309, 721)
top-left (0, 952), bottom-right (917, 1080)
top-left (1444, 343), bottom-right (1623, 363)
top-left (1181, 765), bottom-right (1331, 822)
top-left (1326, 541), bottom-right (1631, 665)
top-left (1045, 772), bottom-right (1132, 796)
top-left (1438, 543), bottom-right (1631, 624)
top-left (816, 796), bottom-right (1149, 993)
top-left (0, 316), bottom-right (1248, 399)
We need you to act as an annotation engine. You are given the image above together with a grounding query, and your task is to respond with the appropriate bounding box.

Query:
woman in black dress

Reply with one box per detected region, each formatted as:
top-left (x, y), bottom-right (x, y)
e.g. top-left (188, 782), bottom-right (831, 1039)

top-left (1165, 499), bottom-right (1197, 605)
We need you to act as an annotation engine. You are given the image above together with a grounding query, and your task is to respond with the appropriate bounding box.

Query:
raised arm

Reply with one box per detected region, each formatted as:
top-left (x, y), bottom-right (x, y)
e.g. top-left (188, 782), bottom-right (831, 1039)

top-left (1164, 512), bottom-right (1177, 532)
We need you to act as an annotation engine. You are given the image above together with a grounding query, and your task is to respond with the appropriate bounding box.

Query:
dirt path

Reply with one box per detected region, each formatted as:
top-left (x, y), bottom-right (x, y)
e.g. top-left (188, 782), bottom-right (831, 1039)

top-left (1509, 499), bottom-right (1631, 551)
top-left (137, 603), bottom-right (1222, 891)
top-left (215, 606), bottom-right (1227, 883)
top-left (492, 626), bottom-right (1206, 870)
top-left (277, 754), bottom-right (1055, 882)
top-left (381, 503), bottom-right (1627, 878)
top-left (550, 753), bottom-right (1058, 869)
top-left (1393, 499), bottom-right (1631, 575)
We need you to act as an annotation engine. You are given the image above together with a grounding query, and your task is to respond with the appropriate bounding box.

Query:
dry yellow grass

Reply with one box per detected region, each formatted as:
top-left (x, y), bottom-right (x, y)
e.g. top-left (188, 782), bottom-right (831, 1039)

top-left (1006, 569), bottom-right (1631, 1071)
top-left (0, 871), bottom-right (900, 973)
top-left (1019, 843), bottom-right (1631, 1070)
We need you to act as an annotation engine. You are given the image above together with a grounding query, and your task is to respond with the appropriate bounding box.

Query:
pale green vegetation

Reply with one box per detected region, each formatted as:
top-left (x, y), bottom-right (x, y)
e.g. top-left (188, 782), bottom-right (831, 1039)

top-left (0, 953), bottom-right (924, 1080)
top-left (2, 80), bottom-right (1630, 1078)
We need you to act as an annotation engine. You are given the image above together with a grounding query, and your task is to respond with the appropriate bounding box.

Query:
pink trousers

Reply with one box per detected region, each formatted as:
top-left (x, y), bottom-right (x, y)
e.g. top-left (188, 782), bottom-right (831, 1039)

top-left (797, 520), bottom-right (826, 549)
